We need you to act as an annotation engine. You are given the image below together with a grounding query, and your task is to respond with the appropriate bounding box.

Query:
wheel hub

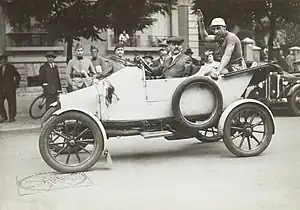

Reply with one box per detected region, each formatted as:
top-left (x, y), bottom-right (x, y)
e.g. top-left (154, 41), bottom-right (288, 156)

top-left (244, 126), bottom-right (253, 137)
top-left (69, 139), bottom-right (76, 146)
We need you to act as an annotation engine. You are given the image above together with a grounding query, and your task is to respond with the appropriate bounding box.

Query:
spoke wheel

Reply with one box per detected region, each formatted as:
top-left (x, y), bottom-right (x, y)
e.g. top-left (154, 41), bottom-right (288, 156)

top-left (29, 94), bottom-right (47, 119)
top-left (196, 126), bottom-right (222, 143)
top-left (39, 112), bottom-right (104, 173)
top-left (288, 88), bottom-right (300, 116)
top-left (223, 103), bottom-right (273, 157)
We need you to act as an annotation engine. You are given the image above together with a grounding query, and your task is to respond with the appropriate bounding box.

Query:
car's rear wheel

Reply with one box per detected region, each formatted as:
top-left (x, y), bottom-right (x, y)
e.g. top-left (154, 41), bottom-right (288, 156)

top-left (39, 111), bottom-right (104, 173)
top-left (172, 76), bottom-right (223, 130)
top-left (196, 126), bottom-right (222, 143)
top-left (287, 88), bottom-right (300, 116)
top-left (223, 103), bottom-right (273, 157)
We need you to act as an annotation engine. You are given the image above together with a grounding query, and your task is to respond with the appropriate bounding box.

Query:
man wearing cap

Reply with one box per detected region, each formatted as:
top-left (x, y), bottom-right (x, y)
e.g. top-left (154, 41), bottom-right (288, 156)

top-left (0, 54), bottom-right (20, 123)
top-left (151, 37), bottom-right (193, 78)
top-left (152, 41), bottom-right (170, 68)
top-left (39, 52), bottom-right (62, 110)
top-left (66, 43), bottom-right (96, 92)
top-left (102, 44), bottom-right (127, 77)
top-left (196, 9), bottom-right (246, 78)
top-left (90, 45), bottom-right (108, 77)
top-left (184, 48), bottom-right (200, 66)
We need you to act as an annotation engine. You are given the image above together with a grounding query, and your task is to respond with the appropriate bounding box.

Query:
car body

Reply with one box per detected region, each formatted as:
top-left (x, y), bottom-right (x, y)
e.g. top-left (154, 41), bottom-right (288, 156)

top-left (247, 62), bottom-right (300, 115)
top-left (39, 62), bottom-right (276, 173)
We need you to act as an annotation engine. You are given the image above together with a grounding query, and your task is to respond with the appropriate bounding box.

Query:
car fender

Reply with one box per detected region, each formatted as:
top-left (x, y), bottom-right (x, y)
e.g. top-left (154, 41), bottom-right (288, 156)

top-left (286, 84), bottom-right (300, 97)
top-left (53, 108), bottom-right (108, 150)
top-left (49, 101), bottom-right (58, 107)
top-left (218, 99), bottom-right (275, 136)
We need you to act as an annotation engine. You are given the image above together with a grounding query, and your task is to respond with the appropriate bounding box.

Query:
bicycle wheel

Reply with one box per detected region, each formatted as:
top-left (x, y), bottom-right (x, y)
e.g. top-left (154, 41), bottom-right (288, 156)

top-left (29, 94), bottom-right (47, 119)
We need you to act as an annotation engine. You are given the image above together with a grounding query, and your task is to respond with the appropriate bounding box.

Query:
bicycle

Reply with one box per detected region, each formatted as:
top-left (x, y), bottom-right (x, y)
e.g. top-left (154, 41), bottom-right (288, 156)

top-left (29, 92), bottom-right (47, 120)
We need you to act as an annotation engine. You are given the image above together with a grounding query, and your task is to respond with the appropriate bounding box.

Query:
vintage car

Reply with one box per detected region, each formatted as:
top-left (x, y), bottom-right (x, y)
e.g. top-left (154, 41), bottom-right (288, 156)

top-left (39, 59), bottom-right (276, 173)
top-left (247, 62), bottom-right (300, 115)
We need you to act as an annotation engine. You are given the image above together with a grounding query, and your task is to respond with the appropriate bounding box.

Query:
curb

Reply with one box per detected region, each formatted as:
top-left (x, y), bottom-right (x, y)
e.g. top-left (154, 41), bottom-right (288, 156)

top-left (0, 126), bottom-right (41, 136)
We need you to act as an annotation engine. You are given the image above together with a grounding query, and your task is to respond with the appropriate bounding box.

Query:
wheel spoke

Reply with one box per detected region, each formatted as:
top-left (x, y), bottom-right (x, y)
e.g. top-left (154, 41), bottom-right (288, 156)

top-left (52, 130), bottom-right (70, 141)
top-left (49, 135), bottom-right (60, 143)
top-left (247, 136), bottom-right (252, 150)
top-left (232, 131), bottom-right (243, 140)
top-left (238, 136), bottom-right (246, 148)
top-left (54, 146), bottom-right (68, 157)
top-left (231, 126), bottom-right (244, 130)
top-left (253, 130), bottom-right (264, 134)
top-left (49, 142), bottom-right (66, 146)
top-left (78, 145), bottom-right (92, 154)
top-left (75, 151), bottom-right (81, 163)
top-left (66, 151), bottom-right (71, 164)
top-left (78, 140), bottom-right (94, 144)
top-left (251, 134), bottom-right (261, 145)
top-left (251, 119), bottom-right (263, 128)
top-left (74, 128), bottom-right (89, 140)
top-left (249, 113), bottom-right (258, 124)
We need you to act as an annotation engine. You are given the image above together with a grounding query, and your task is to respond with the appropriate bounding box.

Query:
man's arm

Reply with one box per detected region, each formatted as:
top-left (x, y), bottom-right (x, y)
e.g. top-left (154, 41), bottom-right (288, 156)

top-left (12, 65), bottom-right (21, 87)
top-left (66, 60), bottom-right (74, 85)
top-left (217, 41), bottom-right (235, 73)
top-left (196, 9), bottom-right (215, 41)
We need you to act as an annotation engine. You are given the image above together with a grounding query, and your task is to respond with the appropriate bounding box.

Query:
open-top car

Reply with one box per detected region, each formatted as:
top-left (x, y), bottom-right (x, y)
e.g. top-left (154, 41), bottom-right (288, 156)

top-left (247, 62), bottom-right (300, 115)
top-left (39, 59), bottom-right (276, 173)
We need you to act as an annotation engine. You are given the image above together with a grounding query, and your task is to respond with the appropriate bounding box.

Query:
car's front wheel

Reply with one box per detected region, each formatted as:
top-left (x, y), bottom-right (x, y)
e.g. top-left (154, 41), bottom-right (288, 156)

top-left (39, 111), bottom-right (104, 173)
top-left (223, 103), bottom-right (273, 157)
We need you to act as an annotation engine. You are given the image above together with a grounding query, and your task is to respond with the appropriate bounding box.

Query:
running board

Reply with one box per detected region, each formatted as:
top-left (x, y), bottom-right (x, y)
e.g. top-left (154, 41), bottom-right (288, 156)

top-left (141, 131), bottom-right (173, 139)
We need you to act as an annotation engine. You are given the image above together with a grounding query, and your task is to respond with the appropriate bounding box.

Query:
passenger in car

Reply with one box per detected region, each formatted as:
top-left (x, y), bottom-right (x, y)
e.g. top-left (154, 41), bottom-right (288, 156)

top-left (151, 36), bottom-right (193, 78)
top-left (102, 44), bottom-right (127, 77)
top-left (152, 41), bottom-right (170, 68)
top-left (196, 50), bottom-right (220, 76)
top-left (196, 9), bottom-right (246, 79)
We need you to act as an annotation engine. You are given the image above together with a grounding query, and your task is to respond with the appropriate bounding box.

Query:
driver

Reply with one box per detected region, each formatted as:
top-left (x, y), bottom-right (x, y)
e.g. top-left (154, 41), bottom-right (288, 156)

top-left (151, 36), bottom-right (193, 78)
top-left (196, 9), bottom-right (246, 78)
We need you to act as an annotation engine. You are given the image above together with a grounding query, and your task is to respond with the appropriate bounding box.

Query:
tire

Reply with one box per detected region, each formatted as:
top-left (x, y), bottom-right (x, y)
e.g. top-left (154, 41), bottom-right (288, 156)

top-left (223, 103), bottom-right (273, 157)
top-left (172, 76), bottom-right (223, 130)
top-left (41, 105), bottom-right (59, 128)
top-left (196, 126), bottom-right (222, 143)
top-left (29, 94), bottom-right (47, 119)
top-left (287, 88), bottom-right (300, 116)
top-left (39, 111), bottom-right (104, 173)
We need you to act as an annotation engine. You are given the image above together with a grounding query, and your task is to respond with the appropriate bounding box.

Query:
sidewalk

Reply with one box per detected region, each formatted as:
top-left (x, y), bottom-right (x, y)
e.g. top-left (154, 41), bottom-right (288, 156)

top-left (0, 94), bottom-right (41, 135)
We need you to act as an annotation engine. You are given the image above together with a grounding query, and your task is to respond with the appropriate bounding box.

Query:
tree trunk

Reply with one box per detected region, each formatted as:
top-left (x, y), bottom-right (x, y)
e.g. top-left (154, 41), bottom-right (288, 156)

top-left (268, 15), bottom-right (276, 61)
top-left (66, 36), bottom-right (73, 63)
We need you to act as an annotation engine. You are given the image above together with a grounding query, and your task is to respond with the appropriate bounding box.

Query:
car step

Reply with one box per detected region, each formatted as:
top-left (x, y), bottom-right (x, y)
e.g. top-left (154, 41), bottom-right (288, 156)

top-left (141, 131), bottom-right (173, 139)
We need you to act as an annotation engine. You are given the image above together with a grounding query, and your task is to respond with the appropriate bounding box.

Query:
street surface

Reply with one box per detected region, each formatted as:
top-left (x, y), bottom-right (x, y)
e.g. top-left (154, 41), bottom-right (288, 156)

top-left (0, 115), bottom-right (300, 210)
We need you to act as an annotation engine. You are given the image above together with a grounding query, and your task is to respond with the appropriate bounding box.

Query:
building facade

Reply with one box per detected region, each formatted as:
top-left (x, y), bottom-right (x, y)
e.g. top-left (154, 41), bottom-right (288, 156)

top-left (0, 0), bottom-right (198, 92)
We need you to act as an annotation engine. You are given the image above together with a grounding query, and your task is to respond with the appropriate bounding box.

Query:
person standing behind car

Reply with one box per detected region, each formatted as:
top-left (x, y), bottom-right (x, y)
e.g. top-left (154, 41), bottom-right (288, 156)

top-left (90, 45), bottom-right (108, 77)
top-left (0, 53), bottom-right (20, 123)
top-left (39, 52), bottom-right (62, 110)
top-left (66, 43), bottom-right (96, 92)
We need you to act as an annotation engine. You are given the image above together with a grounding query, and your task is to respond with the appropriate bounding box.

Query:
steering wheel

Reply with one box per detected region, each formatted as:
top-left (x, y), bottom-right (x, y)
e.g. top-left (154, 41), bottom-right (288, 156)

top-left (139, 57), bottom-right (156, 79)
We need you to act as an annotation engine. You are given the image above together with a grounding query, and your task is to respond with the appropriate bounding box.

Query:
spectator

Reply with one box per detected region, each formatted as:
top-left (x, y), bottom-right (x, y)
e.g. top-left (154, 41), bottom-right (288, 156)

top-left (66, 43), bottom-right (96, 92)
top-left (286, 50), bottom-right (296, 73)
top-left (0, 53), bottom-right (20, 123)
top-left (39, 52), bottom-right (62, 110)
top-left (184, 48), bottom-right (200, 66)
top-left (119, 30), bottom-right (130, 45)
top-left (90, 45), bottom-right (108, 78)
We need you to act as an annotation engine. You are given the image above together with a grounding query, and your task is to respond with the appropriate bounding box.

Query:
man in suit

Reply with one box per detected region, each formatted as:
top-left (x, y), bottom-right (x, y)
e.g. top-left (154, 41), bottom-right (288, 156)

top-left (0, 54), bottom-right (21, 123)
top-left (39, 52), bottom-right (62, 110)
top-left (152, 37), bottom-right (193, 78)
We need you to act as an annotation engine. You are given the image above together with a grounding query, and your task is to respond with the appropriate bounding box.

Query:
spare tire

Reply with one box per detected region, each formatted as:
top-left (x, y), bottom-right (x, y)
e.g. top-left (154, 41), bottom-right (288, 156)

top-left (172, 76), bottom-right (223, 130)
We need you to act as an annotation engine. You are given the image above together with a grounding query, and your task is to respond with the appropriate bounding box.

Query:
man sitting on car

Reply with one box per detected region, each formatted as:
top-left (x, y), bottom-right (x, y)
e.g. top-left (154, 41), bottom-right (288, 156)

top-left (196, 9), bottom-right (246, 79)
top-left (151, 36), bottom-right (193, 78)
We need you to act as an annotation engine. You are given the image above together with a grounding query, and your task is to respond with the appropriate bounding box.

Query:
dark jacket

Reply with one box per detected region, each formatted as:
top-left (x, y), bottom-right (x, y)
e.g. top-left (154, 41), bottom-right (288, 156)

top-left (39, 62), bottom-right (61, 94)
top-left (102, 55), bottom-right (126, 77)
top-left (152, 53), bottom-right (193, 78)
top-left (0, 63), bottom-right (21, 93)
